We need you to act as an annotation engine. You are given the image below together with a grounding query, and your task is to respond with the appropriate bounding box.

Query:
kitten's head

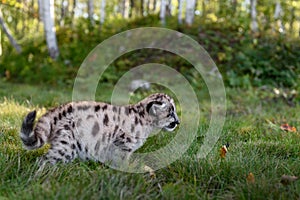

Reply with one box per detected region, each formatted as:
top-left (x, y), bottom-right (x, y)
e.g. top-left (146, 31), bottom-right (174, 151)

top-left (144, 93), bottom-right (180, 131)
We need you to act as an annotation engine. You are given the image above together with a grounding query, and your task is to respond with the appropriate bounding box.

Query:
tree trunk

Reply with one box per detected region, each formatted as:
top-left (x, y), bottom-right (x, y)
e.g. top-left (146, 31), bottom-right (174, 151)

top-left (38, 0), bottom-right (43, 28)
top-left (289, 7), bottom-right (295, 34)
top-left (166, 0), bottom-right (172, 16)
top-left (202, 0), bottom-right (206, 18)
top-left (153, 0), bottom-right (157, 12)
top-left (60, 0), bottom-right (68, 26)
top-left (141, 0), bottom-right (144, 16)
top-left (121, 0), bottom-right (126, 18)
top-left (274, 1), bottom-right (284, 33)
top-left (70, 0), bottom-right (77, 27)
top-left (129, 0), bottom-right (134, 18)
top-left (160, 0), bottom-right (167, 25)
top-left (88, 0), bottom-right (94, 26)
top-left (0, 9), bottom-right (22, 53)
top-left (146, 0), bottom-right (150, 15)
top-left (0, 27), bottom-right (2, 56)
top-left (178, 0), bottom-right (184, 24)
top-left (232, 0), bottom-right (237, 13)
top-left (41, 0), bottom-right (59, 59)
top-left (250, 0), bottom-right (258, 33)
top-left (100, 0), bottom-right (106, 24)
top-left (185, 0), bottom-right (195, 26)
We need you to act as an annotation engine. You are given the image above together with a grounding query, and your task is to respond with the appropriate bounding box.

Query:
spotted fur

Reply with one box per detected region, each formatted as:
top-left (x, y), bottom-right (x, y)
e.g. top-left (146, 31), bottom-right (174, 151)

top-left (20, 93), bottom-right (180, 167)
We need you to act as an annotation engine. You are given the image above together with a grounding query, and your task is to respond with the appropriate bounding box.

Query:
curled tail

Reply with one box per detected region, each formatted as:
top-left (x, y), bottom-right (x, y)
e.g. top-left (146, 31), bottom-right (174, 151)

top-left (20, 111), bottom-right (47, 150)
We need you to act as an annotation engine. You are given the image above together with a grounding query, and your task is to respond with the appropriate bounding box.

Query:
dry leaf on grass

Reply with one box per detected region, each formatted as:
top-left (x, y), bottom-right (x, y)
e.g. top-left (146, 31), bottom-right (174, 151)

top-left (219, 145), bottom-right (228, 159)
top-left (246, 172), bottom-right (255, 184)
top-left (280, 123), bottom-right (297, 132)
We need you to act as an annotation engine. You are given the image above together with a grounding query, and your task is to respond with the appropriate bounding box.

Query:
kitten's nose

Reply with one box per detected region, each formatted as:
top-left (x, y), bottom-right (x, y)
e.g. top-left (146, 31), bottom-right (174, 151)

top-left (174, 113), bottom-right (180, 124)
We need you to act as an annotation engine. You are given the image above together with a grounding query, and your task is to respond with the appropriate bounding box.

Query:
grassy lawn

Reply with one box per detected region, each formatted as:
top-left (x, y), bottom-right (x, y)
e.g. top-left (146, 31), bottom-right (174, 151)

top-left (0, 80), bottom-right (299, 199)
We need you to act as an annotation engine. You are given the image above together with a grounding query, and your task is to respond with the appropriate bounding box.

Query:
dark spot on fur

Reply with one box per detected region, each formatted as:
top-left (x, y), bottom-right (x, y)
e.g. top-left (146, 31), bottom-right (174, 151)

top-left (72, 122), bottom-right (75, 128)
top-left (113, 125), bottom-right (119, 138)
top-left (102, 105), bottom-right (108, 111)
top-left (85, 146), bottom-right (88, 153)
top-left (113, 139), bottom-right (124, 146)
top-left (103, 114), bottom-right (109, 126)
top-left (77, 141), bottom-right (82, 151)
top-left (67, 105), bottom-right (73, 113)
top-left (112, 106), bottom-right (117, 112)
top-left (71, 144), bottom-right (76, 149)
top-left (53, 157), bottom-right (62, 162)
top-left (53, 117), bottom-right (57, 125)
top-left (65, 155), bottom-right (71, 160)
top-left (101, 134), bottom-right (106, 142)
top-left (61, 140), bottom-right (68, 145)
top-left (95, 105), bottom-right (100, 112)
top-left (71, 130), bottom-right (75, 139)
top-left (77, 105), bottom-right (90, 111)
top-left (92, 122), bottom-right (100, 136)
top-left (62, 110), bottom-right (66, 117)
top-left (131, 125), bottom-right (135, 132)
top-left (139, 119), bottom-right (143, 126)
top-left (113, 115), bottom-right (116, 121)
top-left (94, 141), bottom-right (100, 152)
top-left (118, 116), bottom-right (120, 122)
top-left (120, 133), bottom-right (125, 139)
top-left (125, 107), bottom-right (129, 116)
top-left (123, 148), bottom-right (132, 152)
top-left (58, 150), bottom-right (65, 156)
top-left (135, 117), bottom-right (138, 125)
top-left (58, 113), bottom-right (62, 120)
top-left (126, 137), bottom-right (132, 143)
top-left (86, 115), bottom-right (94, 120)
top-left (64, 124), bottom-right (70, 130)
top-left (139, 110), bottom-right (145, 118)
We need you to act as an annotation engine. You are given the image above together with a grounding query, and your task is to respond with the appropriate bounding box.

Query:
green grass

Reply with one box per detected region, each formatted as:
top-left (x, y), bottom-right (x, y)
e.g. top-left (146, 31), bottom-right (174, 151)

top-left (0, 80), bottom-right (299, 199)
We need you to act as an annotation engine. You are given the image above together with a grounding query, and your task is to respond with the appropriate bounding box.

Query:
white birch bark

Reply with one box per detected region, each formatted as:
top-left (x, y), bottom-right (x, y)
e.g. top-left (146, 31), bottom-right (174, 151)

top-left (88, 0), bottom-right (94, 26)
top-left (100, 0), bottom-right (106, 24)
top-left (250, 0), bottom-right (258, 33)
top-left (42, 0), bottom-right (59, 59)
top-left (0, 28), bottom-right (2, 56)
top-left (121, 0), bottom-right (126, 17)
top-left (166, 0), bottom-right (172, 15)
top-left (0, 9), bottom-right (22, 53)
top-left (160, 0), bottom-right (167, 25)
top-left (178, 0), bottom-right (184, 24)
top-left (274, 1), bottom-right (284, 33)
top-left (185, 0), bottom-right (195, 26)
top-left (38, 0), bottom-right (43, 22)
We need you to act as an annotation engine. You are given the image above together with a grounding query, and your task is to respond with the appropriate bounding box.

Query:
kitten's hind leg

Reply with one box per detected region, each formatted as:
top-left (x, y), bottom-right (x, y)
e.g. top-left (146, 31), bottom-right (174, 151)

top-left (39, 129), bottom-right (78, 166)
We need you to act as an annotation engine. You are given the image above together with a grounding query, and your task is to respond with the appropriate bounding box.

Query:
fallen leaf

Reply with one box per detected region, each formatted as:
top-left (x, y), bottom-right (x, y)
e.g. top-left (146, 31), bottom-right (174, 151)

top-left (246, 172), bottom-right (255, 184)
top-left (280, 123), bottom-right (297, 132)
top-left (280, 175), bottom-right (299, 186)
top-left (219, 145), bottom-right (228, 159)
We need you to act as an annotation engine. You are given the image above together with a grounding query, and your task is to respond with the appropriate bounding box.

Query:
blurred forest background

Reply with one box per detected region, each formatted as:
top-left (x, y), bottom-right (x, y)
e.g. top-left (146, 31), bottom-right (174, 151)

top-left (0, 2), bottom-right (300, 198)
top-left (0, 0), bottom-right (300, 89)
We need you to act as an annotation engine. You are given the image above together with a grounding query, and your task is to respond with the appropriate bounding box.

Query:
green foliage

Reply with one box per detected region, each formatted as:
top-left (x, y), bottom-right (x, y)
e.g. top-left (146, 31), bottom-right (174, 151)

top-left (0, 83), bottom-right (299, 199)
top-left (1, 14), bottom-right (300, 88)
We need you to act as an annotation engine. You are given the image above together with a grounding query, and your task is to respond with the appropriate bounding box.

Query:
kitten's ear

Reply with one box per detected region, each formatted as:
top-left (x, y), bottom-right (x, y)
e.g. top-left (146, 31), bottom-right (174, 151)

top-left (146, 101), bottom-right (166, 115)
